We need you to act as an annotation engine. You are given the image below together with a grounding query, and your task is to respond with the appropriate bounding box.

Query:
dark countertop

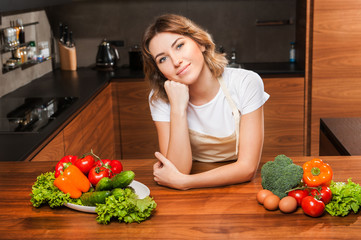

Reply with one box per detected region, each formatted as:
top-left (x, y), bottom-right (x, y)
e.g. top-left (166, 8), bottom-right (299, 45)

top-left (242, 62), bottom-right (304, 77)
top-left (0, 62), bottom-right (304, 161)
top-left (0, 68), bottom-right (112, 161)
top-left (320, 118), bottom-right (361, 155)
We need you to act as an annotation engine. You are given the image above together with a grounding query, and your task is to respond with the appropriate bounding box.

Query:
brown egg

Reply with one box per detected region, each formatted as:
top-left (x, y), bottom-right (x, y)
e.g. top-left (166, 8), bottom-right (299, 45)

top-left (279, 196), bottom-right (298, 213)
top-left (256, 189), bottom-right (274, 205)
top-left (263, 194), bottom-right (280, 211)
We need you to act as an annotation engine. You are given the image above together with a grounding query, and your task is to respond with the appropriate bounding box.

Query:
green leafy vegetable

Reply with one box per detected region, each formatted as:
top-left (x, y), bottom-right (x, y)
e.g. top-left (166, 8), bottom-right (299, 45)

top-left (325, 178), bottom-right (361, 216)
top-left (261, 154), bottom-right (303, 199)
top-left (30, 171), bottom-right (72, 208)
top-left (95, 188), bottom-right (157, 224)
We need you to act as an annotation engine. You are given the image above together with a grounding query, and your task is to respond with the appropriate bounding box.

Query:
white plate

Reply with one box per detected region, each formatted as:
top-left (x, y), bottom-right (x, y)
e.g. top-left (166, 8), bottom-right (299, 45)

top-left (64, 180), bottom-right (150, 214)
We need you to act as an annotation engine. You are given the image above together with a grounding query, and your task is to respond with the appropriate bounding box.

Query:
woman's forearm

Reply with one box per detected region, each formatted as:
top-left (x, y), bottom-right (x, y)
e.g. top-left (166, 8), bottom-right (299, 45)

top-left (181, 159), bottom-right (259, 189)
top-left (167, 108), bottom-right (193, 174)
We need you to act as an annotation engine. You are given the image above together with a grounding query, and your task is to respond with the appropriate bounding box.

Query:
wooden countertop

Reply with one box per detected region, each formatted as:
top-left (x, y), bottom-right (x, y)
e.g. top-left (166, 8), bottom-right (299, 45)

top-left (1, 156), bottom-right (360, 239)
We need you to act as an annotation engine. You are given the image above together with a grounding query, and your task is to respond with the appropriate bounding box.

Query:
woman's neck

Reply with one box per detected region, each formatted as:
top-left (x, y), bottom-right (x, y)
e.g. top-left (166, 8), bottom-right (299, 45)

top-left (188, 65), bottom-right (220, 106)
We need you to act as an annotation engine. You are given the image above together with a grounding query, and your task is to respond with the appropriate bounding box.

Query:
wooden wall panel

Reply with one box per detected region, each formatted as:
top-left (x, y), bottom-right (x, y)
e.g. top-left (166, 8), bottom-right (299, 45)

top-left (310, 0), bottom-right (361, 154)
top-left (63, 113), bottom-right (84, 157)
top-left (113, 80), bottom-right (159, 159)
top-left (263, 77), bottom-right (305, 157)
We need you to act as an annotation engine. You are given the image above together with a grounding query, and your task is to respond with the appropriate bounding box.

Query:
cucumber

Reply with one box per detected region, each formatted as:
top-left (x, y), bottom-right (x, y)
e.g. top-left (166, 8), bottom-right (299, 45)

top-left (80, 191), bottom-right (111, 206)
top-left (111, 170), bottom-right (135, 189)
top-left (95, 177), bottom-right (112, 191)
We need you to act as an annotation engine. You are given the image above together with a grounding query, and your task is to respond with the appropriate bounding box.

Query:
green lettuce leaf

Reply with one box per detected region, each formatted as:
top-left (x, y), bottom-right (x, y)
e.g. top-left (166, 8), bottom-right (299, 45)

top-left (30, 171), bottom-right (72, 208)
top-left (325, 178), bottom-right (361, 216)
top-left (95, 188), bottom-right (157, 224)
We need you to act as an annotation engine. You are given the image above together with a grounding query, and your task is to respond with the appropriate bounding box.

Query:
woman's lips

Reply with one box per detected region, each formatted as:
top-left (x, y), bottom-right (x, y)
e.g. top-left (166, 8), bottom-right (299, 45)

top-left (176, 63), bottom-right (191, 75)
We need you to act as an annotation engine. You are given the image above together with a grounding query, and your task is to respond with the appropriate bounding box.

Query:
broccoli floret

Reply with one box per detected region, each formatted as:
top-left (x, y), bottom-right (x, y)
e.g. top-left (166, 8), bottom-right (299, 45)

top-left (261, 154), bottom-right (303, 199)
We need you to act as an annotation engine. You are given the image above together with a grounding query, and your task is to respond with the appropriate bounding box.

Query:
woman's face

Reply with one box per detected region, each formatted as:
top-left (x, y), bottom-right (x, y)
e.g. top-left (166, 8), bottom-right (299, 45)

top-left (148, 32), bottom-right (206, 85)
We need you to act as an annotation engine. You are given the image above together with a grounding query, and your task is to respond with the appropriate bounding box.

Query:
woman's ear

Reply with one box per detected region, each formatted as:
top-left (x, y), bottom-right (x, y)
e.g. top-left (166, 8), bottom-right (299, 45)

top-left (199, 44), bottom-right (206, 52)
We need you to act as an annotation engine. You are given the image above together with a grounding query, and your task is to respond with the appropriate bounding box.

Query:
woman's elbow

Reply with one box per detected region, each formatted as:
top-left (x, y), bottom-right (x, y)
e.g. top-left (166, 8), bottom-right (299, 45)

top-left (240, 162), bottom-right (259, 182)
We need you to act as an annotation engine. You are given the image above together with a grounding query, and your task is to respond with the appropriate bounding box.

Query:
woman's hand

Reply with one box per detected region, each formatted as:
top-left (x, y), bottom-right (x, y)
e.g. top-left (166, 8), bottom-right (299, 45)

top-left (153, 152), bottom-right (189, 190)
top-left (164, 80), bottom-right (189, 112)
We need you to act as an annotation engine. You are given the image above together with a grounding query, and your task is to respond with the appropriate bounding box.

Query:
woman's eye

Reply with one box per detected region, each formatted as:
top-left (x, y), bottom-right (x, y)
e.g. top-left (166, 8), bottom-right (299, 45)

top-left (176, 43), bottom-right (184, 49)
top-left (159, 56), bottom-right (167, 63)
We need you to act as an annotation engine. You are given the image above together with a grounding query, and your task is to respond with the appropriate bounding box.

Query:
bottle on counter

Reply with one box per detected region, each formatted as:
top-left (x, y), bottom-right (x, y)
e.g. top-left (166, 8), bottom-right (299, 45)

top-left (17, 19), bottom-right (25, 44)
top-left (289, 42), bottom-right (296, 63)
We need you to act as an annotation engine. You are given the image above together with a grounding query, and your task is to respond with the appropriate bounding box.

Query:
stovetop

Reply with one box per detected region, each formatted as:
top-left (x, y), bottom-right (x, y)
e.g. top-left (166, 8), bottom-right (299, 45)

top-left (0, 97), bottom-right (78, 133)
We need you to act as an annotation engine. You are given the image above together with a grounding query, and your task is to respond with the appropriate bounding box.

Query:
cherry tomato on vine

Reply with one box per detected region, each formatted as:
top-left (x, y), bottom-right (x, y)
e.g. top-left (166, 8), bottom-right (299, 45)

top-left (301, 196), bottom-right (325, 217)
top-left (310, 186), bottom-right (332, 204)
top-left (88, 166), bottom-right (110, 186)
top-left (75, 155), bottom-right (95, 175)
top-left (288, 189), bottom-right (309, 206)
top-left (96, 159), bottom-right (123, 178)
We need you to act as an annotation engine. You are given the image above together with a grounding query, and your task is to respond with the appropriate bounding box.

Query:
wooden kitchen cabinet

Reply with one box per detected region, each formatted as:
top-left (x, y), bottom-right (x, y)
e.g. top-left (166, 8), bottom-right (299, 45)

top-left (63, 83), bottom-right (116, 159)
top-left (30, 130), bottom-right (65, 161)
top-left (306, 0), bottom-right (361, 155)
top-left (112, 79), bottom-right (158, 159)
top-left (31, 84), bottom-right (116, 161)
top-left (113, 76), bottom-right (305, 159)
top-left (262, 77), bottom-right (305, 156)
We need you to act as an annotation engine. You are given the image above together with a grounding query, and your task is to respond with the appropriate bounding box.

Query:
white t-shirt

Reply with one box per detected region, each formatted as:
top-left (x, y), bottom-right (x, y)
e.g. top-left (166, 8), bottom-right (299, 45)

top-left (149, 67), bottom-right (270, 138)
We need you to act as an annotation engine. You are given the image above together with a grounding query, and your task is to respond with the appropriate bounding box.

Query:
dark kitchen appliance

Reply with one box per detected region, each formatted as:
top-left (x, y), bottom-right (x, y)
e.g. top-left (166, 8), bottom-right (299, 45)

top-left (0, 97), bottom-right (77, 133)
top-left (96, 39), bottom-right (119, 70)
top-left (129, 44), bottom-right (143, 70)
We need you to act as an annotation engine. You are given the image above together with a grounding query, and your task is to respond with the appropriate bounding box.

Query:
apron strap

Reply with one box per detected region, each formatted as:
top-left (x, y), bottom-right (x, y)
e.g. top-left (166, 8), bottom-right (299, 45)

top-left (218, 77), bottom-right (240, 155)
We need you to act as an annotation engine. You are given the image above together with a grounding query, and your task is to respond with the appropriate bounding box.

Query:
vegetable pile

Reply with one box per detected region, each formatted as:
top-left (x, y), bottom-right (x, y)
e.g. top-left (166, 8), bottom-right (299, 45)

top-left (30, 150), bottom-right (157, 224)
top-left (257, 154), bottom-right (361, 218)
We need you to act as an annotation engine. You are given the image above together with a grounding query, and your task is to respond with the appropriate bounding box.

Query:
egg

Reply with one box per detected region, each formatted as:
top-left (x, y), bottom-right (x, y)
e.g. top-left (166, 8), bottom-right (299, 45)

top-left (263, 194), bottom-right (280, 211)
top-left (279, 196), bottom-right (298, 213)
top-left (256, 189), bottom-right (274, 205)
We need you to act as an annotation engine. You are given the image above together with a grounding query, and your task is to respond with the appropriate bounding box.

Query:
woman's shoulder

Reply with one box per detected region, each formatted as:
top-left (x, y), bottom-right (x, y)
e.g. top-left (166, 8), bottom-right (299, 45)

top-left (222, 67), bottom-right (262, 86)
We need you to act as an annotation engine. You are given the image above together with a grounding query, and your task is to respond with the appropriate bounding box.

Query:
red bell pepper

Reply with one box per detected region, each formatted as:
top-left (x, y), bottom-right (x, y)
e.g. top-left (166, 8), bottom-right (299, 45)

top-left (54, 155), bottom-right (78, 178)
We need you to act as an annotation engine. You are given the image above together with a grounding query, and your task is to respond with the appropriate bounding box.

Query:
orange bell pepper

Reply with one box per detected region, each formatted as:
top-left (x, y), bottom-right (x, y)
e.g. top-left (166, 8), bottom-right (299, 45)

top-left (302, 158), bottom-right (333, 187)
top-left (54, 164), bottom-right (90, 198)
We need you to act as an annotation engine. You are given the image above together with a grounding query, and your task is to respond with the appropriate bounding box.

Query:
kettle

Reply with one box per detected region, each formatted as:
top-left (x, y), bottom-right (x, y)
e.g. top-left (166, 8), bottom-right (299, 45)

top-left (96, 39), bottom-right (119, 68)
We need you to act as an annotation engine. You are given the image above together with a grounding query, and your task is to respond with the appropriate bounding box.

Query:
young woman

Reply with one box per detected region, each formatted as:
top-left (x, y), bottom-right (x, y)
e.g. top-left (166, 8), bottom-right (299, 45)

top-left (141, 14), bottom-right (269, 190)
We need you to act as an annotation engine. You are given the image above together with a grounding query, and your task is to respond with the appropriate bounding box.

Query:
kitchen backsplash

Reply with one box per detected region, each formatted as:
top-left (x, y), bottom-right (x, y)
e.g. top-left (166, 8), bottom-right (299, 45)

top-left (0, 0), bottom-right (297, 98)
top-left (46, 0), bottom-right (296, 68)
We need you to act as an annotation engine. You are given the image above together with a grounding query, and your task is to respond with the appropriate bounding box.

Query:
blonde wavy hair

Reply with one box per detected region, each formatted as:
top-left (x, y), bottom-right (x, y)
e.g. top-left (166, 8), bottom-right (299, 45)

top-left (141, 14), bottom-right (228, 103)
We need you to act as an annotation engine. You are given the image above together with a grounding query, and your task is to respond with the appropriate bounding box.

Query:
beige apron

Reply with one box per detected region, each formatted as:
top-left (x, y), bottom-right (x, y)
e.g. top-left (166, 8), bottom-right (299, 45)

top-left (189, 77), bottom-right (240, 162)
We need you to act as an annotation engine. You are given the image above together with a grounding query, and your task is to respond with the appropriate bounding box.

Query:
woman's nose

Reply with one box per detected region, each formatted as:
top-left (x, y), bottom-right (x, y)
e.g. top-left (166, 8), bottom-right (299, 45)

top-left (174, 58), bottom-right (183, 67)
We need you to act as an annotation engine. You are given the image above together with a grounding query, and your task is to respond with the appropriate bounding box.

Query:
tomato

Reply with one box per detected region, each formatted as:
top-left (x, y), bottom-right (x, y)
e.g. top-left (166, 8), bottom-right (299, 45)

top-left (288, 189), bottom-right (309, 207)
top-left (88, 166), bottom-right (110, 186)
top-left (96, 159), bottom-right (123, 178)
top-left (108, 160), bottom-right (123, 177)
top-left (310, 186), bottom-right (332, 204)
top-left (75, 155), bottom-right (95, 175)
top-left (96, 159), bottom-right (111, 167)
top-left (301, 196), bottom-right (325, 217)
